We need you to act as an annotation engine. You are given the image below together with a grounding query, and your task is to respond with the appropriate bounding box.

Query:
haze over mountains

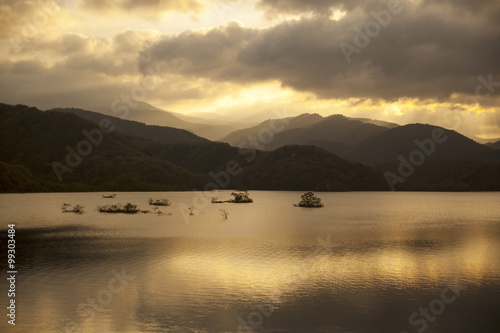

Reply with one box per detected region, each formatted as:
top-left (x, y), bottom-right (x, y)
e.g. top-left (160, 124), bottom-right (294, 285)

top-left (1, 102), bottom-right (499, 192)
top-left (223, 114), bottom-right (391, 150)
top-left (88, 101), bottom-right (250, 141)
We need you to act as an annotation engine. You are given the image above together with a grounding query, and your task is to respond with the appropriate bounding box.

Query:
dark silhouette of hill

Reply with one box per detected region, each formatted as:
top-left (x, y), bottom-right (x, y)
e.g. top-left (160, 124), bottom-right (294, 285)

top-left (90, 102), bottom-right (240, 140)
top-left (50, 107), bottom-right (208, 144)
top-left (354, 124), bottom-right (500, 191)
top-left (222, 114), bottom-right (389, 150)
top-left (112, 139), bottom-right (387, 191)
top-left (351, 117), bottom-right (399, 129)
top-left (231, 145), bottom-right (386, 191)
top-left (350, 124), bottom-right (500, 166)
top-left (377, 158), bottom-right (500, 191)
top-left (222, 113), bottom-right (323, 147)
top-left (2, 103), bottom-right (500, 192)
top-left (300, 140), bottom-right (354, 161)
top-left (0, 103), bottom-right (389, 192)
top-left (486, 140), bottom-right (500, 150)
top-left (0, 104), bottom-right (208, 191)
top-left (141, 141), bottom-right (250, 174)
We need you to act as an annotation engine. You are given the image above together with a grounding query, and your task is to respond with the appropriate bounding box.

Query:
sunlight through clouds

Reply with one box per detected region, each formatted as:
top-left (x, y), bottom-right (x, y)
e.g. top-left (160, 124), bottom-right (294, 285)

top-left (0, 0), bottom-right (499, 138)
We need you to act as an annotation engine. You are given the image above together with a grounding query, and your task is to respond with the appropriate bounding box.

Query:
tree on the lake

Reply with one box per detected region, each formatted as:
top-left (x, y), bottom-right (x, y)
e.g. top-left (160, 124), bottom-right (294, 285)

top-left (229, 191), bottom-right (253, 203)
top-left (295, 192), bottom-right (324, 208)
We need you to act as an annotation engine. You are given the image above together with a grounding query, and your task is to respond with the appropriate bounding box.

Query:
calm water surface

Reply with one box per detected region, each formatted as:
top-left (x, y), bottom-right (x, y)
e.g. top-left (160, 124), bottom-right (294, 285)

top-left (0, 191), bottom-right (499, 333)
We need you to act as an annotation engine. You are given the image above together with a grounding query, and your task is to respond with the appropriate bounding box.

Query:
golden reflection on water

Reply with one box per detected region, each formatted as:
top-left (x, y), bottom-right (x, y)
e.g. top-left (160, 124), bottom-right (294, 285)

top-left (148, 232), bottom-right (499, 302)
top-left (1, 191), bottom-right (499, 333)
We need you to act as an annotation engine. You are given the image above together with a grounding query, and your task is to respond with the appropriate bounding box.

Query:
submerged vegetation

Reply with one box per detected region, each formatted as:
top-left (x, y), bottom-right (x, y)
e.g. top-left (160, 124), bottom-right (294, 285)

top-left (152, 207), bottom-right (172, 216)
top-left (96, 198), bottom-right (173, 215)
top-left (220, 209), bottom-right (229, 220)
top-left (212, 191), bottom-right (253, 204)
top-left (229, 191), bottom-right (253, 203)
top-left (96, 202), bottom-right (172, 215)
top-left (148, 198), bottom-right (171, 206)
top-left (61, 203), bottom-right (84, 214)
top-left (98, 203), bottom-right (140, 214)
top-left (295, 192), bottom-right (324, 208)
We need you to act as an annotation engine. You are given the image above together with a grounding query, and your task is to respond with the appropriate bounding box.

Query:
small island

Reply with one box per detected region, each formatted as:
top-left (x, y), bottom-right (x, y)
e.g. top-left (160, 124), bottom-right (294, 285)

top-left (102, 194), bottom-right (116, 198)
top-left (61, 203), bottom-right (84, 214)
top-left (98, 203), bottom-right (140, 214)
top-left (294, 192), bottom-right (324, 208)
top-left (149, 198), bottom-right (171, 206)
top-left (229, 191), bottom-right (253, 203)
top-left (211, 191), bottom-right (253, 203)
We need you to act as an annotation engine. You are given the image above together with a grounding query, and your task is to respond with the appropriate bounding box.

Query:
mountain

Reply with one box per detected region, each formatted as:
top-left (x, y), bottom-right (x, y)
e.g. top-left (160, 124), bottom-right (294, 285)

top-left (3, 103), bottom-right (499, 192)
top-left (352, 117), bottom-right (399, 128)
top-left (378, 158), bottom-right (500, 191)
top-left (466, 133), bottom-right (500, 145)
top-left (0, 104), bottom-right (209, 192)
top-left (0, 103), bottom-right (389, 192)
top-left (486, 140), bottom-right (500, 150)
top-left (139, 141), bottom-right (251, 174)
top-left (286, 114), bottom-right (388, 146)
top-left (89, 102), bottom-right (243, 140)
top-left (231, 145), bottom-right (386, 191)
top-left (222, 113), bottom-right (324, 147)
top-left (222, 114), bottom-right (500, 191)
top-left (121, 138), bottom-right (387, 191)
top-left (350, 124), bottom-right (500, 166)
top-left (222, 114), bottom-right (389, 149)
top-left (50, 107), bottom-right (208, 144)
top-left (351, 124), bottom-right (500, 191)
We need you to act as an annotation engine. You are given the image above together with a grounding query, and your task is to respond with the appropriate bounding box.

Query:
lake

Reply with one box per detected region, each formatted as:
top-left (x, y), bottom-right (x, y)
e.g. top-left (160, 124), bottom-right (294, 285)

top-left (0, 191), bottom-right (499, 333)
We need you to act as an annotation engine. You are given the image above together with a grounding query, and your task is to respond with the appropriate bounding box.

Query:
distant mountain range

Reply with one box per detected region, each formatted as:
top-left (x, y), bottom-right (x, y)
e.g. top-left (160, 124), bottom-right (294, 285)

top-left (1, 103), bottom-right (499, 192)
top-left (51, 107), bottom-right (208, 144)
top-left (486, 140), bottom-right (500, 150)
top-left (0, 103), bottom-right (386, 192)
top-left (87, 101), bottom-right (248, 141)
top-left (222, 113), bottom-right (391, 149)
top-left (222, 113), bottom-right (500, 162)
top-left (222, 114), bottom-right (500, 191)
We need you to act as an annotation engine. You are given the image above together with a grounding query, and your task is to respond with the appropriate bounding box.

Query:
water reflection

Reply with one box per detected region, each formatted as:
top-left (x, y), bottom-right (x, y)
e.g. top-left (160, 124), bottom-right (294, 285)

top-left (0, 192), bottom-right (499, 332)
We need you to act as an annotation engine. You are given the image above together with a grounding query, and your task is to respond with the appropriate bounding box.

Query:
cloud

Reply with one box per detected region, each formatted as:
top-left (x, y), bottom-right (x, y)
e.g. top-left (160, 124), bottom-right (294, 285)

top-left (255, 0), bottom-right (391, 17)
top-left (6, 29), bottom-right (161, 76)
top-left (139, 1), bottom-right (500, 104)
top-left (256, 0), bottom-right (500, 19)
top-left (77, 0), bottom-right (237, 18)
top-left (139, 22), bottom-right (257, 80)
top-left (79, 0), bottom-right (203, 13)
top-left (0, 0), bottom-right (499, 138)
top-left (0, 0), bottom-right (63, 39)
top-left (0, 28), bottom-right (166, 109)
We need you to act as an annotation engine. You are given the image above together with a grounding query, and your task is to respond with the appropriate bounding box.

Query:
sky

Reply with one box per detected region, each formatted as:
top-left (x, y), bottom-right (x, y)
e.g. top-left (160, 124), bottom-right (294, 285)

top-left (1, 0), bottom-right (500, 139)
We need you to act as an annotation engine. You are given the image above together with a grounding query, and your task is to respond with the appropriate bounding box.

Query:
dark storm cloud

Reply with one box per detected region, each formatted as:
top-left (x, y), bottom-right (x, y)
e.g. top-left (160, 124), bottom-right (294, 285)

top-left (0, 29), bottom-right (165, 109)
top-left (255, 0), bottom-right (391, 16)
top-left (139, 22), bottom-right (257, 78)
top-left (139, 0), bottom-right (500, 103)
top-left (256, 0), bottom-right (500, 19)
top-left (78, 0), bottom-right (206, 16)
top-left (11, 30), bottom-right (158, 76)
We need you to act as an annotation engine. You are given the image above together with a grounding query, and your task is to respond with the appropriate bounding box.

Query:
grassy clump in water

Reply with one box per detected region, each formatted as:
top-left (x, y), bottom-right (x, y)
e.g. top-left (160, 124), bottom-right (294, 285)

top-left (148, 198), bottom-right (171, 206)
top-left (295, 192), bottom-right (324, 208)
top-left (211, 191), bottom-right (253, 203)
top-left (98, 203), bottom-right (140, 214)
top-left (61, 203), bottom-right (84, 214)
top-left (229, 191), bottom-right (253, 203)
